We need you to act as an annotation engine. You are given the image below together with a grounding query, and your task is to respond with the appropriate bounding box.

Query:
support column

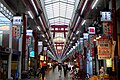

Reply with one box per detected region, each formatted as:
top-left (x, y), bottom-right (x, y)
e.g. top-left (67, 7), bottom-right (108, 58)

top-left (33, 29), bottom-right (38, 76)
top-left (22, 14), bottom-right (27, 71)
top-left (18, 37), bottom-right (22, 79)
top-left (112, 0), bottom-right (118, 80)
top-left (8, 21), bottom-right (12, 79)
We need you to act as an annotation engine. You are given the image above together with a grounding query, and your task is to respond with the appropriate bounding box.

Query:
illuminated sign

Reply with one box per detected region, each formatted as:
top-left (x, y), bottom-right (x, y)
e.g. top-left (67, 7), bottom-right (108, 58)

top-left (30, 51), bottom-right (34, 57)
top-left (26, 30), bottom-right (33, 36)
top-left (0, 31), bottom-right (3, 34)
top-left (106, 58), bottom-right (112, 67)
top-left (83, 33), bottom-right (89, 39)
top-left (100, 11), bottom-right (111, 22)
top-left (13, 16), bottom-right (22, 25)
top-left (88, 27), bottom-right (95, 34)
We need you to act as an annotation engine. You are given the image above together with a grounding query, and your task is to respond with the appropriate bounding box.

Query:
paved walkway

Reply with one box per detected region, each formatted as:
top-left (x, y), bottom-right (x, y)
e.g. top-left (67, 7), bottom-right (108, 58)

top-left (29, 66), bottom-right (71, 80)
top-left (45, 66), bottom-right (71, 80)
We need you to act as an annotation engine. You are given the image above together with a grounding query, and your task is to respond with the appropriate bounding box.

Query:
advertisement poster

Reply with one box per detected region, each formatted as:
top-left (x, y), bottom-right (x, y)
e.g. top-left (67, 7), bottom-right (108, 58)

top-left (98, 38), bottom-right (111, 60)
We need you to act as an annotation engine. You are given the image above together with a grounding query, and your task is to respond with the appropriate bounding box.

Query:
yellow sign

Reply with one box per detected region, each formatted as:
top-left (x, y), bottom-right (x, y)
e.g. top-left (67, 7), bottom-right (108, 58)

top-left (106, 58), bottom-right (112, 67)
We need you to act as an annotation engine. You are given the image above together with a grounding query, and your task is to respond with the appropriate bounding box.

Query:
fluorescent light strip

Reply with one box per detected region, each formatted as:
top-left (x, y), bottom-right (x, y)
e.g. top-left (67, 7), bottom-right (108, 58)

top-left (81, 0), bottom-right (88, 15)
top-left (28, 11), bottom-right (33, 19)
top-left (42, 34), bottom-right (45, 37)
top-left (31, 0), bottom-right (38, 15)
top-left (39, 16), bottom-right (46, 31)
top-left (92, 0), bottom-right (98, 9)
top-left (73, 16), bottom-right (80, 31)
top-left (73, 37), bottom-right (75, 40)
top-left (76, 31), bottom-right (79, 34)
top-left (37, 26), bottom-right (40, 31)
top-left (81, 20), bottom-right (86, 25)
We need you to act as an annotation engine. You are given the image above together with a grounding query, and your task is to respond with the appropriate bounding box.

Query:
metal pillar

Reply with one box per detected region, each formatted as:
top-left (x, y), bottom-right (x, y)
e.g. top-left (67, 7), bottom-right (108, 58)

top-left (8, 21), bottom-right (12, 79)
top-left (33, 29), bottom-right (38, 75)
top-left (112, 0), bottom-right (118, 79)
top-left (22, 14), bottom-right (27, 71)
top-left (18, 37), bottom-right (22, 79)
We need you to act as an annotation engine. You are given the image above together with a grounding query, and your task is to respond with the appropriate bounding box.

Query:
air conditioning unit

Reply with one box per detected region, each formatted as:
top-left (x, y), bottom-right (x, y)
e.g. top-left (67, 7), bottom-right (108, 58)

top-left (5, 48), bottom-right (11, 53)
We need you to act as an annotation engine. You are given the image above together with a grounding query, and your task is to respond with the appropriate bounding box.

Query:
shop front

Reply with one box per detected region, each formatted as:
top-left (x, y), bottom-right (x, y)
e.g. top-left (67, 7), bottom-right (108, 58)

top-left (0, 46), bottom-right (10, 79)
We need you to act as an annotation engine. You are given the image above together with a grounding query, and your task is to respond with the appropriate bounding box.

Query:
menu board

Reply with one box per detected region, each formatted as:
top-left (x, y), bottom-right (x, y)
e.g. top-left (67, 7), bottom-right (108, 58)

top-left (98, 39), bottom-right (111, 60)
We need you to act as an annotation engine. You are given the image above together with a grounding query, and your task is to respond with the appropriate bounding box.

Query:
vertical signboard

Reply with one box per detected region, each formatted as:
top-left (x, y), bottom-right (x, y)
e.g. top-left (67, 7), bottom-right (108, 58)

top-left (12, 26), bottom-right (21, 39)
top-left (97, 38), bottom-right (111, 60)
top-left (102, 22), bottom-right (112, 35)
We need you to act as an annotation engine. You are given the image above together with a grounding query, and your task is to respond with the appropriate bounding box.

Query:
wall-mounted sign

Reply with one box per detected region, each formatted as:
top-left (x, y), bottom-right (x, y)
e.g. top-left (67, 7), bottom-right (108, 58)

top-left (98, 38), bottom-right (111, 60)
top-left (100, 11), bottom-right (112, 22)
top-left (88, 27), bottom-right (95, 34)
top-left (13, 16), bottom-right (22, 25)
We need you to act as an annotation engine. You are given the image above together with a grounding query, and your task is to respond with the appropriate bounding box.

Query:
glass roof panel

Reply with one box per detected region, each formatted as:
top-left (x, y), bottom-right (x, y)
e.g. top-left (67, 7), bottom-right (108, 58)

top-left (0, 12), bottom-right (10, 26)
top-left (53, 2), bottom-right (59, 17)
top-left (44, 0), bottom-right (75, 26)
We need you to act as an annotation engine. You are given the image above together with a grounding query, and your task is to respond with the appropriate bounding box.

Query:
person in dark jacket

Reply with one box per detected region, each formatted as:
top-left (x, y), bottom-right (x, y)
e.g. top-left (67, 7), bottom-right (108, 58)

top-left (63, 64), bottom-right (68, 77)
top-left (40, 67), bottom-right (45, 80)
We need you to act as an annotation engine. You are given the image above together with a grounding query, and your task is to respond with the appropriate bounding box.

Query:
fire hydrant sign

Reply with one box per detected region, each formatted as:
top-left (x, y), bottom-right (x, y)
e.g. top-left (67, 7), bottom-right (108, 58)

top-left (98, 39), bottom-right (111, 60)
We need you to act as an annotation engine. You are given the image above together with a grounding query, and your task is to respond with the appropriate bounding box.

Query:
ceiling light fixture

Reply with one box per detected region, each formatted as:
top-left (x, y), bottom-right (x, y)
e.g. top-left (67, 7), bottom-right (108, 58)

top-left (31, 0), bottom-right (38, 15)
top-left (76, 31), bottom-right (79, 34)
top-left (73, 37), bottom-right (75, 40)
top-left (39, 16), bottom-right (46, 31)
top-left (28, 11), bottom-right (33, 19)
top-left (81, 0), bottom-right (88, 15)
top-left (92, 0), bottom-right (98, 9)
top-left (45, 40), bottom-right (47, 42)
top-left (42, 34), bottom-right (45, 37)
top-left (81, 20), bottom-right (86, 25)
top-left (37, 26), bottom-right (40, 31)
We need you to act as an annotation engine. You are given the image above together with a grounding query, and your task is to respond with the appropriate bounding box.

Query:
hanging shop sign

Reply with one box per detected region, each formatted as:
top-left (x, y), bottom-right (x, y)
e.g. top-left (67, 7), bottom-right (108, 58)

top-left (89, 35), bottom-right (96, 57)
top-left (26, 30), bottom-right (33, 36)
top-left (88, 27), bottom-right (95, 34)
top-left (98, 38), bottom-right (111, 60)
top-left (83, 33), bottom-right (89, 39)
top-left (26, 36), bottom-right (32, 45)
top-left (106, 58), bottom-right (112, 67)
top-left (40, 55), bottom-right (44, 61)
top-left (12, 26), bottom-right (21, 38)
top-left (100, 11), bottom-right (112, 22)
top-left (102, 22), bottom-right (112, 35)
top-left (30, 51), bottom-right (34, 57)
top-left (13, 16), bottom-right (22, 25)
